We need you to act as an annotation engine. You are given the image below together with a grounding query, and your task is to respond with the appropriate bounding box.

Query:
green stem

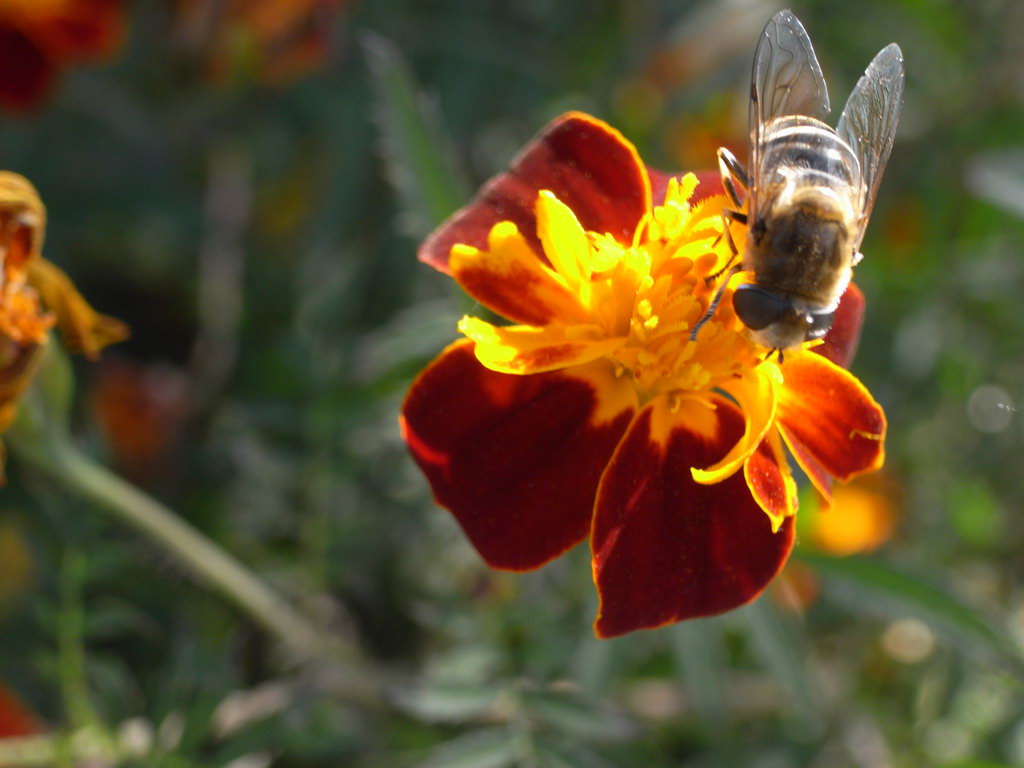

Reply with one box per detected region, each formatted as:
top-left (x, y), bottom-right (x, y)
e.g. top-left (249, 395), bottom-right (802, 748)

top-left (45, 444), bottom-right (340, 665)
top-left (58, 552), bottom-right (102, 736)
top-left (5, 341), bottom-right (383, 706)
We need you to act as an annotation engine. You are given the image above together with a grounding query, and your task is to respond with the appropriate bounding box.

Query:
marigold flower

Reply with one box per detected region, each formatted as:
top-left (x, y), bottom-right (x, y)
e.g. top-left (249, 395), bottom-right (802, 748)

top-left (0, 0), bottom-right (125, 112)
top-left (401, 113), bottom-right (886, 637)
top-left (0, 171), bottom-right (127, 478)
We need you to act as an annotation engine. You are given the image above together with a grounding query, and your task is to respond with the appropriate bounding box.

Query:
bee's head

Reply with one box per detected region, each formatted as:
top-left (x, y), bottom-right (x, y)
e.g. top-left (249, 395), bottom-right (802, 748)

top-left (732, 284), bottom-right (834, 351)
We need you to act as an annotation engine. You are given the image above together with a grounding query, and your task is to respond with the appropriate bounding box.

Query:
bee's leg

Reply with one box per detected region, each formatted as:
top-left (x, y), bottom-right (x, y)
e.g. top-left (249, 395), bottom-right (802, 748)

top-left (708, 208), bottom-right (748, 283)
top-left (689, 264), bottom-right (742, 342)
top-left (717, 147), bottom-right (749, 208)
top-left (717, 208), bottom-right (747, 256)
top-left (761, 348), bottom-right (785, 364)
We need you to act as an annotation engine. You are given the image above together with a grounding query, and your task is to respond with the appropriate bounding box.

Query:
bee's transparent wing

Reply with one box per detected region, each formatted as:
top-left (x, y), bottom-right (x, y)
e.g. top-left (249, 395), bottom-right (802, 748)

top-left (837, 43), bottom-right (904, 252)
top-left (749, 10), bottom-right (830, 217)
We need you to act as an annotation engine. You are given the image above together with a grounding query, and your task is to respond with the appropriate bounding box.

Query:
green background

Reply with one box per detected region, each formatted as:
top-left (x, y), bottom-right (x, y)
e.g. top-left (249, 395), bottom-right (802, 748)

top-left (1, 0), bottom-right (1022, 765)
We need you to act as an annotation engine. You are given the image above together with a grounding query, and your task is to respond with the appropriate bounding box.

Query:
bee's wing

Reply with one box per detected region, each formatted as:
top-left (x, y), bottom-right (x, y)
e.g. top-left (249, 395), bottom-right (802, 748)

top-left (749, 10), bottom-right (830, 217)
top-left (837, 43), bottom-right (904, 252)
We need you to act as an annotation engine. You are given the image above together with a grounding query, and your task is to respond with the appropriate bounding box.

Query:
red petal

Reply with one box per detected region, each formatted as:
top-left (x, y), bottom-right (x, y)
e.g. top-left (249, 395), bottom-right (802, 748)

top-left (592, 396), bottom-right (795, 637)
top-left (777, 352), bottom-right (886, 483)
top-left (401, 341), bottom-right (636, 570)
top-left (419, 112), bottom-right (651, 273)
top-left (815, 283), bottom-right (865, 369)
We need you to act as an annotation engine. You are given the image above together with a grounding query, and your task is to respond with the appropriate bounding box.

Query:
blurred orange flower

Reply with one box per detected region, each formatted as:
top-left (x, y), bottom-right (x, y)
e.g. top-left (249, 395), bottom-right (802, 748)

top-left (0, 0), bottom-right (126, 111)
top-left (0, 681), bottom-right (40, 737)
top-left (811, 474), bottom-right (900, 557)
top-left (176, 0), bottom-right (351, 86)
top-left (0, 171), bottom-right (127, 479)
top-left (92, 358), bottom-right (187, 479)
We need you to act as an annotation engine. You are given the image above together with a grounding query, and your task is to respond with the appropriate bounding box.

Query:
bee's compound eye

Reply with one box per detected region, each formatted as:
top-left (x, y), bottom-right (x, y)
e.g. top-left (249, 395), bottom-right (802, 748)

top-left (732, 285), bottom-right (789, 331)
top-left (805, 310), bottom-right (835, 340)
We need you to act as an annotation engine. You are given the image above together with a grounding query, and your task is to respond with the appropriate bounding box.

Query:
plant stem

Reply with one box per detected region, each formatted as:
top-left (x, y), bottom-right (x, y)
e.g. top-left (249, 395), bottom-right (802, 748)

top-left (6, 340), bottom-right (384, 707)
top-left (47, 444), bottom-right (342, 665)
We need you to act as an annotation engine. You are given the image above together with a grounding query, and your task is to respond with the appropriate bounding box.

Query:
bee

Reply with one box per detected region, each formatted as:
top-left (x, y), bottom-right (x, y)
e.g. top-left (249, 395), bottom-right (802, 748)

top-left (696, 9), bottom-right (904, 352)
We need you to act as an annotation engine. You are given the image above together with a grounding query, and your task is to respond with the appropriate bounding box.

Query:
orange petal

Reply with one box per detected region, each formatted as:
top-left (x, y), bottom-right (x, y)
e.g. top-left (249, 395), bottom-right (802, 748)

top-left (777, 350), bottom-right (886, 483)
top-left (744, 428), bottom-right (798, 532)
top-left (419, 112), bottom-right (651, 273)
top-left (778, 425), bottom-right (834, 510)
top-left (592, 394), bottom-right (795, 637)
top-left (27, 259), bottom-right (128, 360)
top-left (401, 340), bottom-right (636, 571)
top-left (450, 221), bottom-right (588, 325)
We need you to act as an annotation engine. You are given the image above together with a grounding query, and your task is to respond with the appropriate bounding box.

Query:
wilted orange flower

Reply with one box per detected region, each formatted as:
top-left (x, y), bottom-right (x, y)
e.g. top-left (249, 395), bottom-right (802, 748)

top-left (175, 0), bottom-right (350, 86)
top-left (402, 113), bottom-right (886, 637)
top-left (0, 171), bottom-right (127, 478)
top-left (0, 0), bottom-right (125, 111)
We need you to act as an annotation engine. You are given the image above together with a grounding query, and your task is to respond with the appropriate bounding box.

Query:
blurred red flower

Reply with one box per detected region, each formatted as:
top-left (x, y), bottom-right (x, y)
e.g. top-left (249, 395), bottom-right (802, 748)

top-left (0, 0), bottom-right (125, 111)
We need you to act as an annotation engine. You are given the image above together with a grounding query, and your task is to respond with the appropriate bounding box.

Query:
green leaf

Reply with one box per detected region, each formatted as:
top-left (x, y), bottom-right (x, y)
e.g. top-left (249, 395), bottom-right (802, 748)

top-left (948, 480), bottom-right (1002, 548)
top-left (415, 728), bottom-right (518, 768)
top-left (670, 618), bottom-right (726, 726)
top-left (392, 683), bottom-right (503, 724)
top-left (521, 688), bottom-right (633, 742)
top-left (738, 597), bottom-right (821, 729)
top-left (363, 32), bottom-right (470, 238)
top-left (534, 739), bottom-right (619, 768)
top-left (797, 552), bottom-right (1018, 664)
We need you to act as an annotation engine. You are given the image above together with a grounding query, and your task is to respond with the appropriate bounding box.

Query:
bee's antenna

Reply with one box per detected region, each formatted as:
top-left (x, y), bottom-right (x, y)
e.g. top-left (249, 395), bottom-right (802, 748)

top-left (689, 264), bottom-right (741, 342)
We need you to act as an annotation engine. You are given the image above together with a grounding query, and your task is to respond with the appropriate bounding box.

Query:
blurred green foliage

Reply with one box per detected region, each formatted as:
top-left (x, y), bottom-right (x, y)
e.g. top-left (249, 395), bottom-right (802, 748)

top-left (0, 0), bottom-right (1023, 766)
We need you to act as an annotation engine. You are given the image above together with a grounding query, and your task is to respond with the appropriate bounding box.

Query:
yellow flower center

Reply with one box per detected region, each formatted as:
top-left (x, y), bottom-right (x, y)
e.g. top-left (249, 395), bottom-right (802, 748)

top-left (454, 173), bottom-right (793, 416)
top-left (552, 174), bottom-right (764, 401)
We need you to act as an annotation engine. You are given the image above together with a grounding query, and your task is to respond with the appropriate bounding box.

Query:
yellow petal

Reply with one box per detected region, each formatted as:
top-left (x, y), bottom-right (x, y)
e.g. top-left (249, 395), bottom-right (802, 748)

top-left (458, 315), bottom-right (624, 375)
top-left (27, 259), bottom-right (129, 360)
top-left (691, 366), bottom-right (777, 484)
top-left (536, 190), bottom-right (590, 285)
